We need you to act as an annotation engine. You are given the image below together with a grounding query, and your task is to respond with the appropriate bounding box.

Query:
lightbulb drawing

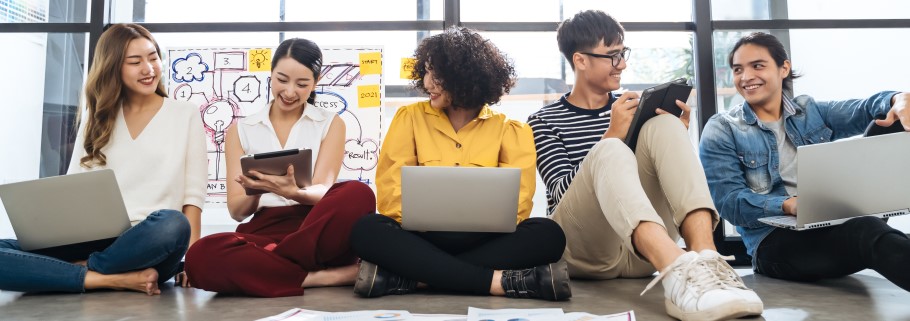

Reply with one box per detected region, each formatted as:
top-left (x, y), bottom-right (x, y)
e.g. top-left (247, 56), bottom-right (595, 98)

top-left (201, 99), bottom-right (239, 181)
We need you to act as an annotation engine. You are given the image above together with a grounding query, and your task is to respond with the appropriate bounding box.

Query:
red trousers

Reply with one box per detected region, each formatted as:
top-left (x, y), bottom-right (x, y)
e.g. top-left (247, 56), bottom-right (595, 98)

top-left (185, 181), bottom-right (375, 297)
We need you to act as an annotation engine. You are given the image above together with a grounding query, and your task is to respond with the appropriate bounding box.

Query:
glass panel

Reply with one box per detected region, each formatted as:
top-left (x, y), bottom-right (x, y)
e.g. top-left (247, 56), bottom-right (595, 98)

top-left (480, 32), bottom-right (563, 80)
top-left (713, 0), bottom-right (910, 20)
top-left (111, 0), bottom-right (282, 23)
top-left (0, 0), bottom-right (88, 23)
top-left (460, 0), bottom-right (559, 22)
top-left (462, 0), bottom-right (692, 22)
top-left (787, 0), bottom-right (910, 19)
top-left (714, 28), bottom-right (910, 235)
top-left (154, 32), bottom-right (281, 48)
top-left (286, 0), bottom-right (443, 22)
top-left (112, 0), bottom-right (442, 23)
top-left (562, 0), bottom-right (692, 22)
top-left (711, 0), bottom-right (770, 20)
top-left (0, 32), bottom-right (87, 239)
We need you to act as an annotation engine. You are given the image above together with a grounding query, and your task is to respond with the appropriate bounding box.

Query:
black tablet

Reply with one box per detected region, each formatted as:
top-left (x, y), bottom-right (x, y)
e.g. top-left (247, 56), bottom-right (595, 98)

top-left (863, 118), bottom-right (904, 137)
top-left (239, 148), bottom-right (313, 195)
top-left (623, 78), bottom-right (692, 151)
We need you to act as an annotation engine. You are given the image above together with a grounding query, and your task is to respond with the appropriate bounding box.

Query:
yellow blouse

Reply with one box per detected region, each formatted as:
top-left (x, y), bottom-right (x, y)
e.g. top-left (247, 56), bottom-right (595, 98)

top-left (377, 101), bottom-right (537, 224)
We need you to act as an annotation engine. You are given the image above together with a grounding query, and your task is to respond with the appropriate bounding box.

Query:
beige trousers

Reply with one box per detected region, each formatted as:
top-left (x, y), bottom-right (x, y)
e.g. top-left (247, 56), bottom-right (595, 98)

top-left (552, 114), bottom-right (718, 279)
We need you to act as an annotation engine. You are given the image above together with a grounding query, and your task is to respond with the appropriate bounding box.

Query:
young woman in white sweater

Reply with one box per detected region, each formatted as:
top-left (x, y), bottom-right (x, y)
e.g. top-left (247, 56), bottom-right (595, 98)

top-left (0, 23), bottom-right (207, 295)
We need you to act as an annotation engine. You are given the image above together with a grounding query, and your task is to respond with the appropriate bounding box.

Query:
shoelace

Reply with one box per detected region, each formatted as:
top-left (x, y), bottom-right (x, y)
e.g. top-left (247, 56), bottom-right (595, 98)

top-left (704, 254), bottom-right (749, 290)
top-left (640, 253), bottom-right (742, 298)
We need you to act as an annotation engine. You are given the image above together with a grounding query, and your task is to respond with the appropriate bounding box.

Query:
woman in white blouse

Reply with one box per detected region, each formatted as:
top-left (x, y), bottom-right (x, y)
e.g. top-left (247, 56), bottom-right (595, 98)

top-left (185, 38), bottom-right (375, 297)
top-left (0, 24), bottom-right (207, 295)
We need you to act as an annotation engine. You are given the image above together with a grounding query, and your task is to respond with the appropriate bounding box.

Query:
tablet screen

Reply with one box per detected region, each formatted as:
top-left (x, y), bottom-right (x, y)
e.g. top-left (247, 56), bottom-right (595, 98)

top-left (239, 148), bottom-right (313, 195)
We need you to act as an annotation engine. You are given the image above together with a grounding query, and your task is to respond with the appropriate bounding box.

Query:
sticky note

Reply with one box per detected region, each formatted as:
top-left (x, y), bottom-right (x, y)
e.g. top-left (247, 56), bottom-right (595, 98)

top-left (359, 52), bottom-right (382, 75)
top-left (357, 84), bottom-right (381, 108)
top-left (400, 58), bottom-right (417, 79)
top-left (248, 48), bottom-right (272, 72)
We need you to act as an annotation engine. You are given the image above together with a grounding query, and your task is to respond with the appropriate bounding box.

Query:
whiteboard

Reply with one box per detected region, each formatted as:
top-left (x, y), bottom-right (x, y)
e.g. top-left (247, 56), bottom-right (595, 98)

top-left (166, 46), bottom-right (384, 206)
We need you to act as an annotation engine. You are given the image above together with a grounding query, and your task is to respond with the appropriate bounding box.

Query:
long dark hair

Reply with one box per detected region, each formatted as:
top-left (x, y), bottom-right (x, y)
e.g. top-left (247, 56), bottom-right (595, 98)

top-left (728, 32), bottom-right (801, 96)
top-left (272, 38), bottom-right (323, 104)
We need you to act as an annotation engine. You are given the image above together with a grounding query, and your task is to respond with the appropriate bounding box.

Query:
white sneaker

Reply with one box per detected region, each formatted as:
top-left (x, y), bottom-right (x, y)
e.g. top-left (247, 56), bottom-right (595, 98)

top-left (641, 251), bottom-right (763, 321)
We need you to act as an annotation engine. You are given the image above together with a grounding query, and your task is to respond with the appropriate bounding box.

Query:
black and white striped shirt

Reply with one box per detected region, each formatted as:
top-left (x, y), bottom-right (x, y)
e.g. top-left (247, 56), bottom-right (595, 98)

top-left (527, 93), bottom-right (618, 215)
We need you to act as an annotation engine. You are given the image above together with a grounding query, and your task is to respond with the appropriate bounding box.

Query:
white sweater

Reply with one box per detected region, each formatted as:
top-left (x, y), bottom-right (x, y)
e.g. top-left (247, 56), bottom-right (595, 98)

top-left (68, 99), bottom-right (208, 225)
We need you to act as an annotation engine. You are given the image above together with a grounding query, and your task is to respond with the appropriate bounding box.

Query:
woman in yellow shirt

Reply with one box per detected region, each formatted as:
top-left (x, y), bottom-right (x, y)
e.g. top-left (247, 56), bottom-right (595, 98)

top-left (349, 27), bottom-right (570, 301)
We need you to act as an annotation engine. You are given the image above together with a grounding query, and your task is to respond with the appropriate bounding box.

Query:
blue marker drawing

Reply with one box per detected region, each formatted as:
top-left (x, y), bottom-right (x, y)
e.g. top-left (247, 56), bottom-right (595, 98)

top-left (171, 52), bottom-right (209, 83)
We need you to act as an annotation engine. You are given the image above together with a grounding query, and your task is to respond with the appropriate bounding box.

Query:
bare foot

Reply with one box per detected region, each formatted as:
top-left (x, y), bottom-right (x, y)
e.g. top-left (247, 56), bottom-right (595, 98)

top-left (84, 268), bottom-right (160, 295)
top-left (301, 264), bottom-right (359, 288)
top-left (72, 260), bottom-right (87, 267)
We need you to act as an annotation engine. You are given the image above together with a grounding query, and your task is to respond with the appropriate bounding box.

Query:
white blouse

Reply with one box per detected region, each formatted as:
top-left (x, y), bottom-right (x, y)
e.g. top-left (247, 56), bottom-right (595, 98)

top-left (236, 103), bottom-right (336, 209)
top-left (68, 99), bottom-right (208, 225)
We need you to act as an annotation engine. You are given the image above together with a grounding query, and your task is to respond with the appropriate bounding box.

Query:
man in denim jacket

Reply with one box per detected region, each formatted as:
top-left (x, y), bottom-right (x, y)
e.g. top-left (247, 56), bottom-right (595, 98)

top-left (700, 32), bottom-right (910, 291)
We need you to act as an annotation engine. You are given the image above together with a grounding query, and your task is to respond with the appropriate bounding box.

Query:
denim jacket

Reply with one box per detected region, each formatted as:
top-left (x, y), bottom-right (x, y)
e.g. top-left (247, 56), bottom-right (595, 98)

top-left (699, 91), bottom-right (897, 258)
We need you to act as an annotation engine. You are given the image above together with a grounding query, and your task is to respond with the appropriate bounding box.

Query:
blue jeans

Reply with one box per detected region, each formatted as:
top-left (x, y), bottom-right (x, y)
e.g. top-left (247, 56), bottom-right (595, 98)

top-left (0, 209), bottom-right (190, 293)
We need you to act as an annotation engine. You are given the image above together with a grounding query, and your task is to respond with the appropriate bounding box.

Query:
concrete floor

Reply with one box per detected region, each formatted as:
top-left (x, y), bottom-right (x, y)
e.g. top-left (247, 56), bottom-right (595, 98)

top-left (1, 269), bottom-right (909, 321)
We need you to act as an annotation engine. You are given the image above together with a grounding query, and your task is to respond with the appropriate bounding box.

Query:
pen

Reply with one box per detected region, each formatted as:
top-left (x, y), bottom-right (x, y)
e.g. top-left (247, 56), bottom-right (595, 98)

top-left (598, 110), bottom-right (612, 117)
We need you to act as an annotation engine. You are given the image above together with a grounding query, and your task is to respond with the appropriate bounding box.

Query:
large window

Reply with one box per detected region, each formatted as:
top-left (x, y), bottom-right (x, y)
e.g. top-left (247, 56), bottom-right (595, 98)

top-left (2, 1), bottom-right (908, 259)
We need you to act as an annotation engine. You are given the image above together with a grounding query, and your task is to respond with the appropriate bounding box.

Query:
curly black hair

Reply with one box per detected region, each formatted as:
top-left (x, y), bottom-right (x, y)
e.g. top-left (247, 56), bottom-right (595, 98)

top-left (411, 27), bottom-right (516, 110)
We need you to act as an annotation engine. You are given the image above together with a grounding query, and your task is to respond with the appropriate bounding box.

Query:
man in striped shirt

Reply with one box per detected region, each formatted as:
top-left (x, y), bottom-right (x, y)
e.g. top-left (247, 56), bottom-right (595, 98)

top-left (527, 10), bottom-right (763, 321)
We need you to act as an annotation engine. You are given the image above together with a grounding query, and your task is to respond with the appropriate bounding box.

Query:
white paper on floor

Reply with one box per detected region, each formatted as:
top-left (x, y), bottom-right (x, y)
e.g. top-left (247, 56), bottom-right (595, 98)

top-left (256, 308), bottom-right (635, 321)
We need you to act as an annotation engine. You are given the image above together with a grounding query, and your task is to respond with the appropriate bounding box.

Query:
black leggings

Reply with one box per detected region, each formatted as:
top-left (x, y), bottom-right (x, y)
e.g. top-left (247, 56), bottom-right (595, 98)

top-left (754, 216), bottom-right (910, 291)
top-left (349, 214), bottom-right (566, 295)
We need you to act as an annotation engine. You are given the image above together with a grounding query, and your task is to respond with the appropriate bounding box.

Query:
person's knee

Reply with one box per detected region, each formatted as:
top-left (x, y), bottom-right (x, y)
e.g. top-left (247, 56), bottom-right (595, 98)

top-left (520, 218), bottom-right (567, 261)
top-left (650, 113), bottom-right (683, 126)
top-left (185, 233), bottom-right (244, 268)
top-left (585, 138), bottom-right (634, 168)
top-left (644, 114), bottom-right (685, 131)
top-left (331, 181), bottom-right (377, 211)
top-left (334, 180), bottom-right (375, 200)
top-left (350, 214), bottom-right (397, 245)
top-left (846, 216), bottom-right (899, 243)
top-left (149, 209), bottom-right (191, 244)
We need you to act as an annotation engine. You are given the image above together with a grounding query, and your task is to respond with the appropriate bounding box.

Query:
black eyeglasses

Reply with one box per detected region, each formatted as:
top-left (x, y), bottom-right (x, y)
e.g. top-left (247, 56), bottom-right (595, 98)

top-left (580, 48), bottom-right (632, 67)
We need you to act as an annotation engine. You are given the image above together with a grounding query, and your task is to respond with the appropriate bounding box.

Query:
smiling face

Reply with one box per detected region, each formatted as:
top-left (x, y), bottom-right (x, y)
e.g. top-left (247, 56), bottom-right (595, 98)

top-left (270, 56), bottom-right (316, 112)
top-left (574, 42), bottom-right (627, 94)
top-left (731, 43), bottom-right (791, 112)
top-left (120, 37), bottom-right (162, 98)
top-left (423, 68), bottom-right (453, 109)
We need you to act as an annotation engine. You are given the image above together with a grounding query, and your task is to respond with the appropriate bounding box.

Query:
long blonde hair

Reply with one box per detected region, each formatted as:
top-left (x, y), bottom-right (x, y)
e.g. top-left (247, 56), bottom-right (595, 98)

top-left (79, 23), bottom-right (167, 168)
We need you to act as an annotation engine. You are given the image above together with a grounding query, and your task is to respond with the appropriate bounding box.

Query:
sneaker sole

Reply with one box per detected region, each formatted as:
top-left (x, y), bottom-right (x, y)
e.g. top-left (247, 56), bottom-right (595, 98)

top-left (353, 262), bottom-right (380, 298)
top-left (665, 299), bottom-right (763, 321)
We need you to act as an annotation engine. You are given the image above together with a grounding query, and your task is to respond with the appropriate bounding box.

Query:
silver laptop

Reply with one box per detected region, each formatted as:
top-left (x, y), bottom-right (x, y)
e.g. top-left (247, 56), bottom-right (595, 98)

top-left (0, 169), bottom-right (131, 260)
top-left (400, 166), bottom-right (520, 233)
top-left (759, 132), bottom-right (910, 230)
